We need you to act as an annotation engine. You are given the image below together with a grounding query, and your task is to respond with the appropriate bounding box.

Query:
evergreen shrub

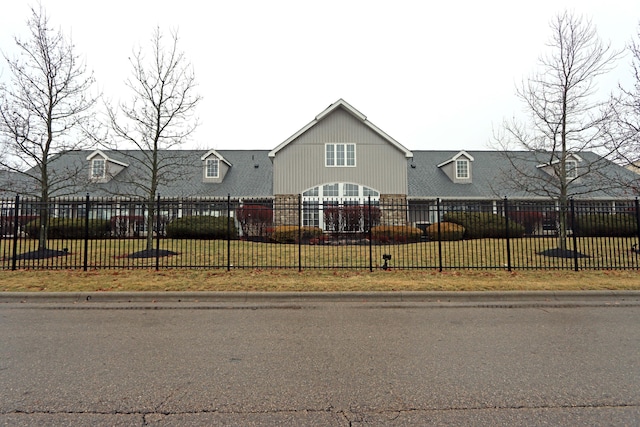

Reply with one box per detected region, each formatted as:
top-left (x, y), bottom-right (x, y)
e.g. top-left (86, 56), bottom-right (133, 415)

top-left (443, 212), bottom-right (525, 239)
top-left (371, 225), bottom-right (422, 243)
top-left (26, 218), bottom-right (111, 239)
top-left (425, 222), bottom-right (465, 241)
top-left (166, 216), bottom-right (237, 239)
top-left (271, 225), bottom-right (323, 243)
top-left (574, 214), bottom-right (638, 237)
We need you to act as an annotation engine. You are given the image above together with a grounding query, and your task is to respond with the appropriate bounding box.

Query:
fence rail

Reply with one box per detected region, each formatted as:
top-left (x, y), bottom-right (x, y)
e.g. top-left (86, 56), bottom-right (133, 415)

top-left (1, 195), bottom-right (639, 271)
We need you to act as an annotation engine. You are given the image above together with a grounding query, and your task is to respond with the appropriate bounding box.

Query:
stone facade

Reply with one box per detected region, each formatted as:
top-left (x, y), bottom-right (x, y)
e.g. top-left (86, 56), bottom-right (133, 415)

top-left (274, 194), bottom-right (300, 226)
top-left (379, 194), bottom-right (408, 226)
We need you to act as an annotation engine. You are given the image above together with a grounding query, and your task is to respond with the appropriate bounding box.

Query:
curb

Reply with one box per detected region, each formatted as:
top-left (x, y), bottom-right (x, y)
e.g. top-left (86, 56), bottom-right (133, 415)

top-left (1, 290), bottom-right (640, 304)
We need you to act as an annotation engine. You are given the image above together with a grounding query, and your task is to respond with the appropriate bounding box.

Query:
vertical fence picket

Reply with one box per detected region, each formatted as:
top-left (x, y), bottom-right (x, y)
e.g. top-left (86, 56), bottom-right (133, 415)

top-left (437, 198), bottom-right (443, 272)
top-left (504, 197), bottom-right (512, 272)
top-left (84, 194), bottom-right (90, 271)
top-left (570, 198), bottom-right (579, 272)
top-left (11, 195), bottom-right (20, 271)
top-left (1, 195), bottom-right (638, 271)
top-left (368, 196), bottom-right (373, 272)
top-left (298, 195), bottom-right (302, 272)
top-left (226, 194), bottom-right (231, 271)
top-left (635, 198), bottom-right (640, 267)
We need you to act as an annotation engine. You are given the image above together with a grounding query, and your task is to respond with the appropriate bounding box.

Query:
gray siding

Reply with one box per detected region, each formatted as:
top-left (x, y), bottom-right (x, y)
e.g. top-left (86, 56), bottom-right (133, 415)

top-left (273, 108), bottom-right (408, 195)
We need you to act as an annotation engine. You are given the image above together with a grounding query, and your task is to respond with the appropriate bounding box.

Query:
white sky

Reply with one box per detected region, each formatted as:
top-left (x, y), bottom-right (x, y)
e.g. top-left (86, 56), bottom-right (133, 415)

top-left (1, 0), bottom-right (638, 152)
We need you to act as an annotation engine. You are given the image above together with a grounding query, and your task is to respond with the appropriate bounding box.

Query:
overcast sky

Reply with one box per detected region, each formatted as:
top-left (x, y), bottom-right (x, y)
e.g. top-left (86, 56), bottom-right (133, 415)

top-left (1, 1), bottom-right (638, 152)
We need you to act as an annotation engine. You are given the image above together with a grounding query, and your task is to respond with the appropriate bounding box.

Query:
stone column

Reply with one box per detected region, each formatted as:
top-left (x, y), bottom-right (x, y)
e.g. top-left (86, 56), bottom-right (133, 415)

top-left (379, 194), bottom-right (408, 226)
top-left (274, 194), bottom-right (299, 226)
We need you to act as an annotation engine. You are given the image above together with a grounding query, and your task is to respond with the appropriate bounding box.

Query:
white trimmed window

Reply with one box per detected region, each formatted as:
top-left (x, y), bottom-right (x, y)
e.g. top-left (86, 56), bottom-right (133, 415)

top-left (206, 158), bottom-right (219, 178)
top-left (343, 183), bottom-right (358, 197)
top-left (456, 159), bottom-right (469, 179)
top-left (302, 183), bottom-right (380, 229)
top-left (565, 160), bottom-right (578, 179)
top-left (92, 158), bottom-right (105, 179)
top-left (325, 143), bottom-right (356, 167)
top-left (323, 183), bottom-right (339, 197)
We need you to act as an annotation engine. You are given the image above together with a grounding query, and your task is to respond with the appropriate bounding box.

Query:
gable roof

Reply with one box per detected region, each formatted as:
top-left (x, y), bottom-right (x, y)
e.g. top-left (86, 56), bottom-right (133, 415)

top-left (86, 150), bottom-right (129, 167)
top-left (536, 152), bottom-right (583, 169)
top-left (268, 98), bottom-right (413, 159)
top-left (200, 149), bottom-right (232, 166)
top-left (436, 150), bottom-right (475, 168)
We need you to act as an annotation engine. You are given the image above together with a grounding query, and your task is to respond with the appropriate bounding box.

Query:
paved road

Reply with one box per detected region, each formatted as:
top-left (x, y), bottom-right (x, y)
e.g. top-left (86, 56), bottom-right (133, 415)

top-left (1, 298), bottom-right (639, 426)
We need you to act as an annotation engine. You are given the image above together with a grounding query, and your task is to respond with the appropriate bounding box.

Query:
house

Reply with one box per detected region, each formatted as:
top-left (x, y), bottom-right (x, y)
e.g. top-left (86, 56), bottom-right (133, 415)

top-left (1, 99), bottom-right (638, 232)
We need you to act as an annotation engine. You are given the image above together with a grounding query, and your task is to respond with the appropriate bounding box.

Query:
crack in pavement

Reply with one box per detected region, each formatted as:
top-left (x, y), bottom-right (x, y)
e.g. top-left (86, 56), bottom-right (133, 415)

top-left (4, 402), bottom-right (639, 417)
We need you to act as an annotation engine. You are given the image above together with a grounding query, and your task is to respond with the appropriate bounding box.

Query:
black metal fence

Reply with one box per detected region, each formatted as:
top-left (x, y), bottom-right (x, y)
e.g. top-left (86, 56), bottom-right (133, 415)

top-left (1, 195), bottom-right (639, 271)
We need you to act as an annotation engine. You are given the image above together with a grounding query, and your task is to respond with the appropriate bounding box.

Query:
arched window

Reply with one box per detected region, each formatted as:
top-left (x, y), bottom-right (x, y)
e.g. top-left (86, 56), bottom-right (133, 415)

top-left (302, 183), bottom-right (380, 230)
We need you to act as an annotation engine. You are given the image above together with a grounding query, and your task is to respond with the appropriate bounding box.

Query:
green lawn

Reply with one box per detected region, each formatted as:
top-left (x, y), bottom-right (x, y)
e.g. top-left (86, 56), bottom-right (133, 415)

top-left (2, 236), bottom-right (638, 270)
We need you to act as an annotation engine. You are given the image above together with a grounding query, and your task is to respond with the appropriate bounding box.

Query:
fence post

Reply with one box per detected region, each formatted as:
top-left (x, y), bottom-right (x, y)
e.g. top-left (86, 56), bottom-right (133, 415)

top-left (570, 198), bottom-right (579, 272)
top-left (368, 196), bottom-right (373, 272)
top-left (635, 198), bottom-right (640, 261)
top-left (298, 195), bottom-right (302, 272)
top-left (84, 194), bottom-right (90, 271)
top-left (227, 194), bottom-right (231, 271)
top-left (437, 198), bottom-right (443, 272)
top-left (11, 194), bottom-right (20, 271)
top-left (155, 194), bottom-right (161, 271)
top-left (504, 197), bottom-right (512, 272)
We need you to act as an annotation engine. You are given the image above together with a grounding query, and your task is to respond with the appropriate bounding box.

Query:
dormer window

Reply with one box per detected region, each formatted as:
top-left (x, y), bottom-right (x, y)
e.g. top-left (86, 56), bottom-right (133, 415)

top-left (326, 143), bottom-right (356, 167)
top-left (206, 158), bottom-right (219, 178)
top-left (92, 158), bottom-right (105, 179)
top-left (437, 151), bottom-right (474, 184)
top-left (456, 159), bottom-right (469, 179)
top-left (86, 150), bottom-right (128, 182)
top-left (536, 154), bottom-right (582, 182)
top-left (201, 150), bottom-right (231, 182)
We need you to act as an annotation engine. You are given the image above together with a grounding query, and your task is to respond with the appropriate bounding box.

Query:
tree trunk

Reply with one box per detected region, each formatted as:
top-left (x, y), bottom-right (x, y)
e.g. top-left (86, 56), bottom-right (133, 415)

top-left (38, 182), bottom-right (49, 251)
top-left (145, 199), bottom-right (155, 251)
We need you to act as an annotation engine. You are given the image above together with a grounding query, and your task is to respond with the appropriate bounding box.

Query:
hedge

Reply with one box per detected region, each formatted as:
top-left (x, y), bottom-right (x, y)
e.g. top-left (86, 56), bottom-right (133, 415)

top-left (271, 225), bottom-right (323, 243)
top-left (573, 214), bottom-right (638, 237)
top-left (425, 222), bottom-right (465, 241)
top-left (166, 216), bottom-right (237, 239)
top-left (26, 218), bottom-right (111, 239)
top-left (371, 225), bottom-right (422, 243)
top-left (443, 212), bottom-right (525, 239)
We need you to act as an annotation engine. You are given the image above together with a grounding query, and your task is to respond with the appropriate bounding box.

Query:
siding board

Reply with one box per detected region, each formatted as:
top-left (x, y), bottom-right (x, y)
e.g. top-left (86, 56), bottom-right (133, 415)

top-left (273, 108), bottom-right (408, 195)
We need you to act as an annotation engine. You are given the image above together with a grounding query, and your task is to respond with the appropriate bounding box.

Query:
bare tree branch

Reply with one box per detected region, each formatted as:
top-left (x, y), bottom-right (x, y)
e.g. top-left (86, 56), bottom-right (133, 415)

top-left (104, 27), bottom-right (201, 250)
top-left (491, 11), bottom-right (627, 250)
top-left (0, 5), bottom-right (98, 249)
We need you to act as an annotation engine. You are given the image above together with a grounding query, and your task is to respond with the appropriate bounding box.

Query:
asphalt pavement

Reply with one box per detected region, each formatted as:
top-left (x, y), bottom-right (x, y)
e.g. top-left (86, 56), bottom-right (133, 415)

top-left (1, 292), bottom-right (639, 426)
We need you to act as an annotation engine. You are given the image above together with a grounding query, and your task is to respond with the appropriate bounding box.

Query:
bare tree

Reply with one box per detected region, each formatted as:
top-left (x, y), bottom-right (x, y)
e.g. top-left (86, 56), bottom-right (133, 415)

top-left (0, 5), bottom-right (97, 252)
top-left (615, 23), bottom-right (640, 170)
top-left (493, 11), bottom-right (625, 251)
top-left (105, 27), bottom-right (201, 252)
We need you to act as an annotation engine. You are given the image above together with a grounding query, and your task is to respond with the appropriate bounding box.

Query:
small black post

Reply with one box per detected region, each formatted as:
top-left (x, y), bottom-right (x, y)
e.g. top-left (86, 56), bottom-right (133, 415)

top-left (84, 193), bottom-right (90, 271)
top-left (227, 194), bottom-right (231, 271)
top-left (11, 194), bottom-right (20, 271)
top-left (156, 193), bottom-right (161, 271)
top-left (437, 198), bottom-right (443, 272)
top-left (504, 197), bottom-right (512, 272)
top-left (570, 198), bottom-right (579, 272)
top-left (298, 194), bottom-right (302, 272)
top-left (368, 195), bottom-right (373, 272)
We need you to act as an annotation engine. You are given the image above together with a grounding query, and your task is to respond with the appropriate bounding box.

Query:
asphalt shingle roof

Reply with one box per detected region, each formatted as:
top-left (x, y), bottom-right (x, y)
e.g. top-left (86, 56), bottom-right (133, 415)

top-left (1, 149), bottom-right (637, 201)
top-left (408, 150), bottom-right (639, 200)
